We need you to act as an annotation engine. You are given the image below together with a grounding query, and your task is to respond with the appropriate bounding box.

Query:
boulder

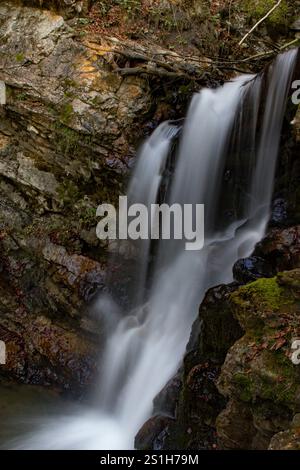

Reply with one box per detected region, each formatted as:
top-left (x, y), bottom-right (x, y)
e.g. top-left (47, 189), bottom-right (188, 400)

top-left (135, 415), bottom-right (173, 451)
top-left (216, 270), bottom-right (300, 449)
top-left (254, 226), bottom-right (300, 272)
top-left (233, 256), bottom-right (275, 284)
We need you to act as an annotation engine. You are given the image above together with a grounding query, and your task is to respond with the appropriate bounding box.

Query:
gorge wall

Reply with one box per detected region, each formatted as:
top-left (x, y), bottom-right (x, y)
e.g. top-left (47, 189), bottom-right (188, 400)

top-left (0, 1), bottom-right (164, 392)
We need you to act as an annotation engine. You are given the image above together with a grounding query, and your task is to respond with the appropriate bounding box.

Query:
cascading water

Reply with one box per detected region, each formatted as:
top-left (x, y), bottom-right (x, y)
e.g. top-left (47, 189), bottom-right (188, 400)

top-left (7, 49), bottom-right (297, 450)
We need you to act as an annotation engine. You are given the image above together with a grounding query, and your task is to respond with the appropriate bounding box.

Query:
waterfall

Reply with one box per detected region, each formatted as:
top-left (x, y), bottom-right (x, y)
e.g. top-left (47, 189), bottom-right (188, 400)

top-left (9, 49), bottom-right (297, 450)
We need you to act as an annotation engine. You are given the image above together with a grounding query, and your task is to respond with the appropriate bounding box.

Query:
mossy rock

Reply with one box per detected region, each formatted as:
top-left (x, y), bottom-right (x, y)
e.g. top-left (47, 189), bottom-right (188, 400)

top-left (269, 414), bottom-right (300, 449)
top-left (231, 349), bottom-right (300, 410)
top-left (230, 272), bottom-right (299, 331)
top-left (244, 0), bottom-right (290, 26)
top-left (218, 270), bottom-right (300, 421)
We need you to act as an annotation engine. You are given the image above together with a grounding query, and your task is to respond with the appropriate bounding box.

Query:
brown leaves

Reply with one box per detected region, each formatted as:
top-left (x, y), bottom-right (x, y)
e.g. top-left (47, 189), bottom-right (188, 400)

top-left (246, 326), bottom-right (294, 362)
top-left (270, 337), bottom-right (287, 351)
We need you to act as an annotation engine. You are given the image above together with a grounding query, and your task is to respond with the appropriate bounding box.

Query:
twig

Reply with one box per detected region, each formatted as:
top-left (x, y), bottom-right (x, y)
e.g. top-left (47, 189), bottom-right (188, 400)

top-left (279, 38), bottom-right (300, 51)
top-left (240, 37), bottom-right (300, 62)
top-left (239, 0), bottom-right (283, 46)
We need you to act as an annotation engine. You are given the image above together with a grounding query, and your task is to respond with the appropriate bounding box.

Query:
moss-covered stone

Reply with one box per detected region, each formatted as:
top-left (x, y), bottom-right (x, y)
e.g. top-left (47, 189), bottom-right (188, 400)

top-left (245, 0), bottom-right (290, 26)
top-left (269, 414), bottom-right (300, 449)
top-left (230, 274), bottom-right (297, 331)
top-left (232, 276), bottom-right (290, 311)
top-left (217, 270), bottom-right (300, 449)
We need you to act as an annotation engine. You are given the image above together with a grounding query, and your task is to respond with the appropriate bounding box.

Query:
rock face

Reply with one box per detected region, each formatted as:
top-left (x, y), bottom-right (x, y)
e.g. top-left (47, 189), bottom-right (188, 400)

top-left (0, 1), bottom-right (178, 391)
top-left (14, 1), bottom-right (92, 17)
top-left (0, 2), bottom-right (152, 179)
top-left (216, 270), bottom-right (300, 449)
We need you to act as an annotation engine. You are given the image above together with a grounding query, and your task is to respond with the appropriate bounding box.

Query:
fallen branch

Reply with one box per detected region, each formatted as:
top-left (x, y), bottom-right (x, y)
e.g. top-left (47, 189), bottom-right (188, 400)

top-left (113, 36), bottom-right (299, 80)
top-left (115, 66), bottom-right (183, 78)
top-left (201, 38), bottom-right (299, 66)
top-left (240, 37), bottom-right (300, 62)
top-left (239, 0), bottom-right (283, 46)
top-left (112, 45), bottom-right (211, 81)
top-left (114, 65), bottom-right (208, 81)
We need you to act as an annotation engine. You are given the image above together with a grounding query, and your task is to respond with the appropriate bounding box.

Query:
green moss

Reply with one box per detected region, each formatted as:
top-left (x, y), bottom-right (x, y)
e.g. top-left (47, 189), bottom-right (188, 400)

top-left (59, 103), bottom-right (74, 124)
top-left (75, 199), bottom-right (96, 229)
top-left (230, 275), bottom-right (295, 335)
top-left (277, 271), bottom-right (300, 290)
top-left (15, 52), bottom-right (25, 62)
top-left (259, 377), bottom-right (298, 408)
top-left (57, 180), bottom-right (80, 206)
top-left (225, 271), bottom-right (300, 416)
top-left (78, 17), bottom-right (90, 25)
top-left (233, 373), bottom-right (253, 402)
top-left (245, 0), bottom-right (290, 26)
top-left (64, 78), bottom-right (79, 89)
top-left (64, 91), bottom-right (75, 99)
top-left (231, 277), bottom-right (291, 312)
top-left (54, 123), bottom-right (81, 157)
top-left (5, 86), bottom-right (13, 99)
top-left (54, 121), bottom-right (94, 159)
top-left (115, 0), bottom-right (141, 18)
top-left (232, 350), bottom-right (300, 408)
top-left (16, 93), bottom-right (27, 101)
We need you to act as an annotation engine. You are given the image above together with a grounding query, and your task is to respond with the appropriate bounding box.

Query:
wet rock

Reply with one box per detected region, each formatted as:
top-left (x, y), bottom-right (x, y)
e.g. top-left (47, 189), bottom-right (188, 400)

top-left (269, 414), bottom-right (300, 450)
top-left (233, 256), bottom-right (275, 284)
top-left (293, 105), bottom-right (300, 142)
top-left (0, 306), bottom-right (99, 392)
top-left (216, 269), bottom-right (300, 449)
top-left (153, 374), bottom-right (182, 418)
top-left (270, 198), bottom-right (288, 225)
top-left (185, 362), bottom-right (223, 426)
top-left (0, 222), bottom-right (102, 391)
top-left (42, 241), bottom-right (105, 289)
top-left (0, 326), bottom-right (26, 381)
top-left (186, 283), bottom-right (243, 365)
top-left (26, 315), bottom-right (99, 388)
top-left (254, 226), bottom-right (300, 272)
top-left (135, 415), bottom-right (173, 451)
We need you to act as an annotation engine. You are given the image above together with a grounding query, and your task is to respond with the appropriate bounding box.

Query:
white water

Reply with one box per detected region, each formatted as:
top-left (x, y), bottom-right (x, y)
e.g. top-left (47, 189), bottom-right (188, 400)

top-left (9, 49), bottom-right (297, 450)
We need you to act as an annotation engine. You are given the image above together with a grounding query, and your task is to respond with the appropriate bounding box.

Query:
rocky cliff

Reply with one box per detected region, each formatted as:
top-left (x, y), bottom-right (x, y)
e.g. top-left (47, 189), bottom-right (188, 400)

top-left (0, 0), bottom-right (208, 392)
